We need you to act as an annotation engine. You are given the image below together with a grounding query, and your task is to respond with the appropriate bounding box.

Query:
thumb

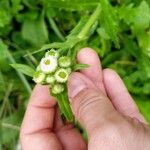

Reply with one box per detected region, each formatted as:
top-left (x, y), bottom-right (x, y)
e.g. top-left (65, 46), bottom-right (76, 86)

top-left (68, 72), bottom-right (117, 135)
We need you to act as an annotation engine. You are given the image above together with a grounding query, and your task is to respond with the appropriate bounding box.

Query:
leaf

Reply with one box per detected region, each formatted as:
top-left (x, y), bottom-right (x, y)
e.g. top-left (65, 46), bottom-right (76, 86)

top-left (132, 1), bottom-right (150, 34)
top-left (100, 0), bottom-right (119, 47)
top-left (67, 17), bottom-right (88, 39)
top-left (11, 64), bottom-right (35, 77)
top-left (73, 63), bottom-right (89, 71)
top-left (21, 14), bottom-right (48, 47)
top-left (0, 40), bottom-right (11, 71)
top-left (43, 0), bottom-right (99, 11)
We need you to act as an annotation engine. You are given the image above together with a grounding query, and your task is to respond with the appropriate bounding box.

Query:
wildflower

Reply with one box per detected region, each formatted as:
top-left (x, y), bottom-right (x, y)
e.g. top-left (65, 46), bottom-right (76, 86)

top-left (58, 56), bottom-right (71, 68)
top-left (33, 71), bottom-right (46, 83)
top-left (45, 75), bottom-right (55, 84)
top-left (55, 68), bottom-right (69, 83)
top-left (40, 56), bottom-right (57, 73)
top-left (45, 49), bottom-right (59, 58)
top-left (51, 83), bottom-right (64, 94)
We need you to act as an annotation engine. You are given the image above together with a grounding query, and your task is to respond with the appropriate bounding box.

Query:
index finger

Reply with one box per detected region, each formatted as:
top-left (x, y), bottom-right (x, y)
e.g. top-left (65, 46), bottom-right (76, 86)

top-left (77, 48), bottom-right (106, 93)
top-left (20, 85), bottom-right (61, 149)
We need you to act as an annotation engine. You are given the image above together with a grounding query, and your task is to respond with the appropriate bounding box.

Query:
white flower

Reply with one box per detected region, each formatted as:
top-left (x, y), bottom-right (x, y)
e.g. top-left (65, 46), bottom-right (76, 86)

top-left (33, 71), bottom-right (46, 83)
top-left (58, 56), bottom-right (71, 68)
top-left (45, 75), bottom-right (55, 84)
top-left (51, 84), bottom-right (64, 94)
top-left (55, 68), bottom-right (69, 83)
top-left (45, 49), bottom-right (59, 58)
top-left (40, 56), bottom-right (57, 73)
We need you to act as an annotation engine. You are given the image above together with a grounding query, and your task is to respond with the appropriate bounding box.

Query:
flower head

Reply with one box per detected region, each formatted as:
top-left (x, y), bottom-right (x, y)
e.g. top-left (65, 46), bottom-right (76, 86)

top-left (55, 68), bottom-right (69, 83)
top-left (33, 71), bottom-right (46, 83)
top-left (45, 75), bottom-right (55, 84)
top-left (51, 84), bottom-right (64, 94)
top-left (58, 56), bottom-right (71, 68)
top-left (40, 56), bottom-right (57, 73)
top-left (45, 49), bottom-right (59, 58)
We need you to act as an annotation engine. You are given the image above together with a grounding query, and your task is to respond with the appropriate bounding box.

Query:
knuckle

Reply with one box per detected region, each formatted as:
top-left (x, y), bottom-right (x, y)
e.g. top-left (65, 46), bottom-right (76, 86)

top-left (73, 89), bottom-right (105, 120)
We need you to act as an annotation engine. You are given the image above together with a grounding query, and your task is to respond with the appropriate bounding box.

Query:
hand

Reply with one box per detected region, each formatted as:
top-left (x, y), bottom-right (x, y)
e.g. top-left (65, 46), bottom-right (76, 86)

top-left (20, 48), bottom-right (150, 150)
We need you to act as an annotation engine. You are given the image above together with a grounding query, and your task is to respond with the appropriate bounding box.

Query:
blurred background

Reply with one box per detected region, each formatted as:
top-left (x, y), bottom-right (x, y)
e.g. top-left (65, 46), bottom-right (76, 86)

top-left (0, 0), bottom-right (150, 149)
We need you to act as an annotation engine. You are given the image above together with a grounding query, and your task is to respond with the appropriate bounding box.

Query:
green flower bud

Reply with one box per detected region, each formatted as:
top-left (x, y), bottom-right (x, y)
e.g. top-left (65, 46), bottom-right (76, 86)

top-left (55, 68), bottom-right (69, 83)
top-left (45, 75), bottom-right (55, 84)
top-left (45, 49), bottom-right (59, 58)
top-left (33, 71), bottom-right (46, 83)
top-left (58, 56), bottom-right (71, 68)
top-left (66, 67), bottom-right (72, 74)
top-left (52, 84), bottom-right (64, 94)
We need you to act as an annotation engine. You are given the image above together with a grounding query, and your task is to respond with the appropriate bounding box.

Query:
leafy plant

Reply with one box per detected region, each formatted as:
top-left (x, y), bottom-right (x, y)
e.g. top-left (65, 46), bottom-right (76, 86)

top-left (0, 0), bottom-right (150, 149)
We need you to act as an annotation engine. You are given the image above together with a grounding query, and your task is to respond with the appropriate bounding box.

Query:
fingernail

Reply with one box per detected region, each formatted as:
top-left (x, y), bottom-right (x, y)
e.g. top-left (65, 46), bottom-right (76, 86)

top-left (68, 74), bottom-right (87, 100)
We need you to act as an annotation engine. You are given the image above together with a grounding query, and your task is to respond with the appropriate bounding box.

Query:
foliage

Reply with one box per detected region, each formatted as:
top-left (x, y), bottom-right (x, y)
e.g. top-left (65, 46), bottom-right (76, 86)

top-left (0, 0), bottom-right (150, 149)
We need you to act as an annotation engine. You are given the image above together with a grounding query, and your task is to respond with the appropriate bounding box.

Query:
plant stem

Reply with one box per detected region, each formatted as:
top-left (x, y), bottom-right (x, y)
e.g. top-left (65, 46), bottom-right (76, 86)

top-left (57, 91), bottom-right (74, 122)
top-left (6, 49), bottom-right (32, 94)
top-left (78, 4), bottom-right (101, 39)
top-left (48, 18), bottom-right (65, 41)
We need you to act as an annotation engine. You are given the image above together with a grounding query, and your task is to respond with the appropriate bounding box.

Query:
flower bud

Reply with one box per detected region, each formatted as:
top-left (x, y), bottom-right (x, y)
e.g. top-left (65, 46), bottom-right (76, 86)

top-left (66, 67), bottom-right (72, 74)
top-left (45, 49), bottom-right (59, 58)
top-left (55, 68), bottom-right (69, 83)
top-left (45, 75), bottom-right (55, 84)
top-left (33, 71), bottom-right (46, 83)
top-left (51, 84), bottom-right (64, 94)
top-left (58, 56), bottom-right (71, 68)
top-left (40, 56), bottom-right (57, 73)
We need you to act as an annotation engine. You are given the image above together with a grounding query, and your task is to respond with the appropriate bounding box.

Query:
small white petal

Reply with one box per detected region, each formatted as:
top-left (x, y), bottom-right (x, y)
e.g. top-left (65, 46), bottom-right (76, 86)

top-left (40, 56), bottom-right (57, 73)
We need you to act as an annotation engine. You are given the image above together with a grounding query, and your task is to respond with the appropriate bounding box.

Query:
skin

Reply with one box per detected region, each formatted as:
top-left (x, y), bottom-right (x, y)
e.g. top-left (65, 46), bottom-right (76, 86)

top-left (20, 48), bottom-right (150, 150)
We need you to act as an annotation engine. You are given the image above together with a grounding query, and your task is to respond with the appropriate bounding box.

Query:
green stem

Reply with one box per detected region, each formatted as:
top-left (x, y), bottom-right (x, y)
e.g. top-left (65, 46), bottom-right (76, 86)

top-left (48, 18), bottom-right (65, 41)
top-left (78, 5), bottom-right (101, 39)
top-left (61, 93), bottom-right (74, 121)
top-left (6, 49), bottom-right (32, 94)
top-left (57, 92), bottom-right (74, 122)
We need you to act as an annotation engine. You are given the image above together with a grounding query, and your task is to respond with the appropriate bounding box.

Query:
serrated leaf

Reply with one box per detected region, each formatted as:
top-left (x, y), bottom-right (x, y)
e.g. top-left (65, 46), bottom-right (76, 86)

top-left (11, 64), bottom-right (35, 77)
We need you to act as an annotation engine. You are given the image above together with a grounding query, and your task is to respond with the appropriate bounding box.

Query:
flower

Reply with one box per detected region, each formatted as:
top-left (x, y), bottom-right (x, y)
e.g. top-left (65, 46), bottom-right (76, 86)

top-left (33, 71), bottom-right (46, 83)
top-left (55, 68), bottom-right (69, 83)
top-left (51, 84), bottom-right (64, 94)
top-left (58, 56), bottom-right (71, 68)
top-left (45, 49), bottom-right (59, 58)
top-left (45, 75), bottom-right (55, 84)
top-left (40, 56), bottom-right (57, 73)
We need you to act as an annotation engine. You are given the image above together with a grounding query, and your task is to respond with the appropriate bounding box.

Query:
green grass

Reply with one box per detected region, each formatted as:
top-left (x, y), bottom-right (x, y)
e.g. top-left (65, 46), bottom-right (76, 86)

top-left (0, 0), bottom-right (150, 149)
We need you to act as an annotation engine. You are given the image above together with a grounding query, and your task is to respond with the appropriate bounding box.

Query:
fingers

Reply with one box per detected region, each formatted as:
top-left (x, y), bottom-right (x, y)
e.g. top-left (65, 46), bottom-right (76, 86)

top-left (77, 48), bottom-right (105, 93)
top-left (20, 85), bottom-right (62, 149)
top-left (68, 72), bottom-right (117, 136)
top-left (103, 69), bottom-right (146, 122)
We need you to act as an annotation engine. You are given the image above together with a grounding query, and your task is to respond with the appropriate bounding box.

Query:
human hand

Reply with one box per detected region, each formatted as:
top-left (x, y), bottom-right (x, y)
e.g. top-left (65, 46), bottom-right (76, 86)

top-left (20, 48), bottom-right (150, 150)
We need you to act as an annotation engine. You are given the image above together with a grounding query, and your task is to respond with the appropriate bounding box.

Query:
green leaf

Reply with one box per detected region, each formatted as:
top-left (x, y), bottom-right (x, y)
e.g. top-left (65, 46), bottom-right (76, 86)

top-left (132, 1), bottom-right (150, 33)
top-left (11, 64), bottom-right (35, 77)
top-left (73, 63), bottom-right (89, 71)
top-left (43, 0), bottom-right (99, 11)
top-left (100, 0), bottom-right (119, 47)
top-left (21, 14), bottom-right (48, 47)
